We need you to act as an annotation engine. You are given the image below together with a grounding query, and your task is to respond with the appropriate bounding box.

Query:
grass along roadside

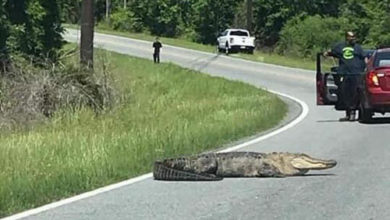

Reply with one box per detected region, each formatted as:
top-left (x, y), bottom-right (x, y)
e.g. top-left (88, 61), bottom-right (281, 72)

top-left (63, 23), bottom-right (321, 70)
top-left (0, 47), bottom-right (287, 217)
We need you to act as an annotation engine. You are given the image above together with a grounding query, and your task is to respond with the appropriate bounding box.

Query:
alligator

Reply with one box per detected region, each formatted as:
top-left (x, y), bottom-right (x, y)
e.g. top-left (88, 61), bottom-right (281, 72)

top-left (153, 152), bottom-right (337, 181)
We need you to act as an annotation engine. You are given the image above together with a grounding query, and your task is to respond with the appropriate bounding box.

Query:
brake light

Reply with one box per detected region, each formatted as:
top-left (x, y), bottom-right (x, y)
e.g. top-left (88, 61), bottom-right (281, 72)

top-left (230, 38), bottom-right (234, 44)
top-left (367, 71), bottom-right (379, 87)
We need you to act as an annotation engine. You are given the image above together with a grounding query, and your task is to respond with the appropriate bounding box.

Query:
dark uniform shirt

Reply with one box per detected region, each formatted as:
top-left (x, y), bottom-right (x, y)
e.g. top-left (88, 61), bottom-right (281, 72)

top-left (330, 42), bottom-right (366, 74)
top-left (153, 41), bottom-right (162, 54)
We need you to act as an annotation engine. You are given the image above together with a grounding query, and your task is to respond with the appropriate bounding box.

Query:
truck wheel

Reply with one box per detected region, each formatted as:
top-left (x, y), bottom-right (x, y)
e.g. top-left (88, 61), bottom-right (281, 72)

top-left (248, 48), bottom-right (254, 54)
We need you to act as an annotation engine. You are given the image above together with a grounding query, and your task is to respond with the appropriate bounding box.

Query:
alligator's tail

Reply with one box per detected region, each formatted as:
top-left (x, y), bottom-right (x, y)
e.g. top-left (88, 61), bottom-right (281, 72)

top-left (153, 161), bottom-right (223, 181)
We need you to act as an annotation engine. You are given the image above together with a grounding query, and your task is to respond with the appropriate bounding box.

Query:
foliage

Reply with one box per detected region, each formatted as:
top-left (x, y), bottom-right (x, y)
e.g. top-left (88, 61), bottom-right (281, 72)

top-left (340, 0), bottom-right (390, 47)
top-left (275, 0), bottom-right (390, 58)
top-left (59, 0), bottom-right (82, 24)
top-left (366, 14), bottom-right (390, 47)
top-left (276, 15), bottom-right (352, 58)
top-left (94, 0), bottom-right (242, 43)
top-left (145, 0), bottom-right (181, 37)
top-left (110, 8), bottom-right (143, 32)
top-left (252, 0), bottom-right (346, 47)
top-left (192, 0), bottom-right (241, 44)
top-left (338, 0), bottom-right (371, 44)
top-left (0, 0), bottom-right (9, 62)
top-left (127, 0), bottom-right (151, 31)
top-left (2, 0), bottom-right (390, 61)
top-left (3, 0), bottom-right (64, 62)
top-left (59, 0), bottom-right (390, 50)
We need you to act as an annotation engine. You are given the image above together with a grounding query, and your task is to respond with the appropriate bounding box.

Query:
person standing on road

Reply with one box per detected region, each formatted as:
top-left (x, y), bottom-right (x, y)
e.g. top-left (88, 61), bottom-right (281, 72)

top-left (323, 31), bottom-right (367, 121)
top-left (153, 37), bottom-right (162, 63)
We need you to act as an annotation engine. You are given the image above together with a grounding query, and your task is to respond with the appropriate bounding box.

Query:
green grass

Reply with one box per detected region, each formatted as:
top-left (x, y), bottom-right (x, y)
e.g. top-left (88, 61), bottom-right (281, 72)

top-left (64, 23), bottom-right (325, 70)
top-left (0, 48), bottom-right (287, 217)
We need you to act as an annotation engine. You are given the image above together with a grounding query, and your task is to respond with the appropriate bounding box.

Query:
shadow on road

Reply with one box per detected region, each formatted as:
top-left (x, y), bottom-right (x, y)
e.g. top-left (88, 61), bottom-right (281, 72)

top-left (223, 174), bottom-right (337, 180)
top-left (190, 54), bottom-right (220, 72)
top-left (316, 117), bottom-right (390, 124)
top-left (316, 119), bottom-right (341, 123)
top-left (359, 117), bottom-right (390, 124)
top-left (302, 173), bottom-right (336, 177)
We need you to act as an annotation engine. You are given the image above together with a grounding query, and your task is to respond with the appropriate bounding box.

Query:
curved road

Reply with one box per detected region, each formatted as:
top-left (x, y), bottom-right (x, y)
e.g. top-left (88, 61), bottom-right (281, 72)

top-left (9, 30), bottom-right (390, 220)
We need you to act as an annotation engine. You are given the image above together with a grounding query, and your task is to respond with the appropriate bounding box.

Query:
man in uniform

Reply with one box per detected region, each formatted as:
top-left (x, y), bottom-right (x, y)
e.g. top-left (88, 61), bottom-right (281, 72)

top-left (324, 31), bottom-right (367, 121)
top-left (153, 37), bottom-right (162, 63)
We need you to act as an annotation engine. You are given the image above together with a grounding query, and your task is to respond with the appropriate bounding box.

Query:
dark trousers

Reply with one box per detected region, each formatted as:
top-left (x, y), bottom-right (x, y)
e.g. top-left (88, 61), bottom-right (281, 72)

top-left (341, 74), bottom-right (359, 115)
top-left (153, 53), bottom-right (160, 63)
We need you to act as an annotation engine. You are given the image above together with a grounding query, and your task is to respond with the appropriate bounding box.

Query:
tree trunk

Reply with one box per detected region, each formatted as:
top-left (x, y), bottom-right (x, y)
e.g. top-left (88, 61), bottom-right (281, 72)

top-left (124, 0), bottom-right (127, 9)
top-left (80, 0), bottom-right (94, 69)
top-left (106, 0), bottom-right (111, 24)
top-left (246, 0), bottom-right (252, 33)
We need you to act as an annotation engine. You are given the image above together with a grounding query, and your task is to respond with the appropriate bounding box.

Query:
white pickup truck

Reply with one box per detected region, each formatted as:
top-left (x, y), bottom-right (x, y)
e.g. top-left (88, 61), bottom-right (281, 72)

top-left (217, 29), bottom-right (255, 54)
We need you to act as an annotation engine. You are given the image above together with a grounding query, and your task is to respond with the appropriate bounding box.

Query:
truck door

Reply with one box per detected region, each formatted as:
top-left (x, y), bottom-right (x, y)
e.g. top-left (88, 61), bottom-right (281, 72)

top-left (316, 53), bottom-right (339, 105)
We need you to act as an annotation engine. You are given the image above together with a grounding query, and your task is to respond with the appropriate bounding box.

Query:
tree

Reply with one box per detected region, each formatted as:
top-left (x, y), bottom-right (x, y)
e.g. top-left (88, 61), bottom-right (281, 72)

top-left (193, 0), bottom-right (241, 44)
top-left (4, 0), bottom-right (64, 61)
top-left (277, 15), bottom-right (348, 58)
top-left (246, 0), bottom-right (252, 33)
top-left (0, 0), bottom-right (9, 66)
top-left (59, 0), bottom-right (82, 24)
top-left (146, 0), bottom-right (181, 37)
top-left (39, 0), bottom-right (65, 59)
top-left (106, 0), bottom-right (111, 24)
top-left (252, 0), bottom-right (346, 47)
top-left (80, 0), bottom-right (94, 68)
top-left (360, 0), bottom-right (390, 46)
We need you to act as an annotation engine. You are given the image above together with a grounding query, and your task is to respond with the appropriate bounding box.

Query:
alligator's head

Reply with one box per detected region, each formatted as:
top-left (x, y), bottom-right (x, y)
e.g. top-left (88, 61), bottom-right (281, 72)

top-left (264, 152), bottom-right (337, 176)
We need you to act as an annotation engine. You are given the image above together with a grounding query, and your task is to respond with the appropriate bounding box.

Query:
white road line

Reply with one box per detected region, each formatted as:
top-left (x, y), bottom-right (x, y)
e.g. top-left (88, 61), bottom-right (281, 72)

top-left (220, 90), bottom-right (309, 152)
top-left (1, 173), bottom-right (152, 220)
top-left (2, 91), bottom-right (308, 220)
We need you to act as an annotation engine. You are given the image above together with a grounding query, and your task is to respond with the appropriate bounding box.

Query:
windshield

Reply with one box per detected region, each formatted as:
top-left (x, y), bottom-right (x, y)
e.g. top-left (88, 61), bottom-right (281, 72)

top-left (374, 51), bottom-right (390, 67)
top-left (230, 31), bottom-right (249, 37)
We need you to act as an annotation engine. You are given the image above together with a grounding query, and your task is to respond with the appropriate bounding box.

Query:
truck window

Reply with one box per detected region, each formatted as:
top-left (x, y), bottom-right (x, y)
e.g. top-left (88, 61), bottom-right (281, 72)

top-left (230, 31), bottom-right (249, 37)
top-left (374, 52), bottom-right (390, 67)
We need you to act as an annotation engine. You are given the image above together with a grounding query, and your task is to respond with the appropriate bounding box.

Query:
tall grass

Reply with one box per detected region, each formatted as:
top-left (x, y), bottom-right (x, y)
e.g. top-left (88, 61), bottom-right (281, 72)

top-left (0, 49), bottom-right (286, 217)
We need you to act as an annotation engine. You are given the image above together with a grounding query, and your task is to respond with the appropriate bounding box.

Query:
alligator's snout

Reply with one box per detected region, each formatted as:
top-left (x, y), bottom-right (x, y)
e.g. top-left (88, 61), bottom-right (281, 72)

top-left (291, 155), bottom-right (337, 170)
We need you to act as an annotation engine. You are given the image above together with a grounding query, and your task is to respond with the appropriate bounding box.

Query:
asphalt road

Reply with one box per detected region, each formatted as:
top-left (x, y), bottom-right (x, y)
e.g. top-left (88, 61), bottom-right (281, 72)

top-left (12, 29), bottom-right (390, 220)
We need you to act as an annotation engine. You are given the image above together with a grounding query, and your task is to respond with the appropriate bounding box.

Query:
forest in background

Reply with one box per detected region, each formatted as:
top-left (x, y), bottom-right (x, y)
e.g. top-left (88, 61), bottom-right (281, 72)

top-left (63, 0), bottom-right (390, 58)
top-left (1, 0), bottom-right (389, 62)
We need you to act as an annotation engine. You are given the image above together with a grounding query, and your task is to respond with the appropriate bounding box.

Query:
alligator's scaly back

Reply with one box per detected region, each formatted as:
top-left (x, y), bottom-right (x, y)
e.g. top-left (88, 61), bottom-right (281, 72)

top-left (153, 154), bottom-right (222, 181)
top-left (153, 161), bottom-right (222, 181)
top-left (153, 152), bottom-right (337, 181)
